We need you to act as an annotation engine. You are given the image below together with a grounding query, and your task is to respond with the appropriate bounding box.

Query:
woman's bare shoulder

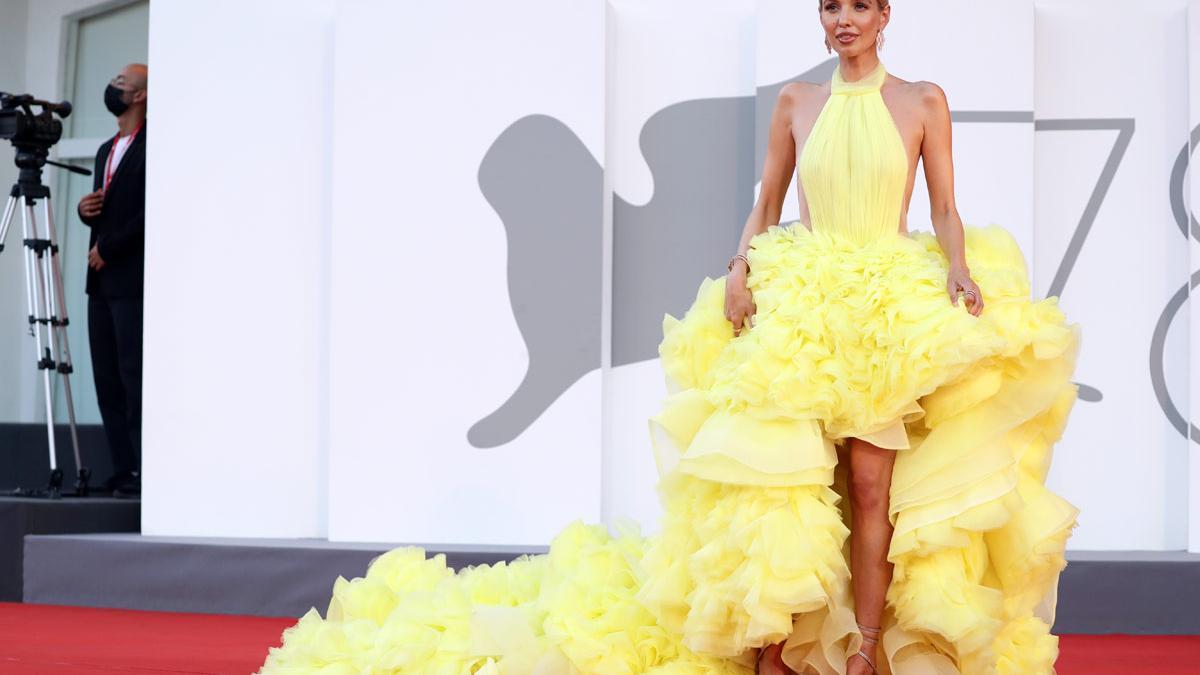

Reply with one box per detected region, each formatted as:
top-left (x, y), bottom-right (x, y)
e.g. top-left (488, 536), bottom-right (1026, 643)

top-left (779, 80), bottom-right (829, 113)
top-left (781, 79), bottom-right (828, 97)
top-left (886, 74), bottom-right (947, 118)
top-left (915, 80), bottom-right (948, 109)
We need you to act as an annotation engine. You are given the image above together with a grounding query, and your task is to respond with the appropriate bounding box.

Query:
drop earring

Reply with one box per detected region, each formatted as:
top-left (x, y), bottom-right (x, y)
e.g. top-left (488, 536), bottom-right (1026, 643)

top-left (825, 37), bottom-right (832, 54)
top-left (877, 30), bottom-right (885, 51)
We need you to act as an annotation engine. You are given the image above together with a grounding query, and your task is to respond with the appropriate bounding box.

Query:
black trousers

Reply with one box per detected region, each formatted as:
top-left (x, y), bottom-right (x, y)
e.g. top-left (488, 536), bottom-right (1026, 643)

top-left (88, 295), bottom-right (143, 476)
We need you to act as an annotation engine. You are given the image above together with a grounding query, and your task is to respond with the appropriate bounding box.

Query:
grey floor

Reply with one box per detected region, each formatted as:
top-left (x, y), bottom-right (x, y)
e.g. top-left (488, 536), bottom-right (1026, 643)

top-left (21, 532), bottom-right (1200, 634)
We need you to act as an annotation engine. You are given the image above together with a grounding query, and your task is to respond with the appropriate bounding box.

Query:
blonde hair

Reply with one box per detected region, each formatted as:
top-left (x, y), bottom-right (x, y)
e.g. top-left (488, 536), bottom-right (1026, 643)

top-left (820, 0), bottom-right (889, 7)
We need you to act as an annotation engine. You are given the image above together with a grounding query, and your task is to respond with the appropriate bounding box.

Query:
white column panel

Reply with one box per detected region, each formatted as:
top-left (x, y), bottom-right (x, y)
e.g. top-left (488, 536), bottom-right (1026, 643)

top-left (328, 0), bottom-right (606, 545)
top-left (142, 0), bottom-right (334, 537)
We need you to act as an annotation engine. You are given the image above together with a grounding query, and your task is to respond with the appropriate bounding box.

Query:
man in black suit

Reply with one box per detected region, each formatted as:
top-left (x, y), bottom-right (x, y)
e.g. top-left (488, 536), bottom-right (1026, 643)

top-left (77, 63), bottom-right (147, 498)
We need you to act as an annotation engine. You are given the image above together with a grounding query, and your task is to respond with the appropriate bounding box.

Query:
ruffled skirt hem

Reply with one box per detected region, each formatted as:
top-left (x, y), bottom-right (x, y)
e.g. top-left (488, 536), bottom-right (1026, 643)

top-left (643, 223), bottom-right (1081, 674)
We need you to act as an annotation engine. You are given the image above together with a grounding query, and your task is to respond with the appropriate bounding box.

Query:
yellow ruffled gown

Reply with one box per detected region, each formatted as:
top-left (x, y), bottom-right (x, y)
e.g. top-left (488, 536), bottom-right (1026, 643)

top-left (259, 60), bottom-right (1081, 675)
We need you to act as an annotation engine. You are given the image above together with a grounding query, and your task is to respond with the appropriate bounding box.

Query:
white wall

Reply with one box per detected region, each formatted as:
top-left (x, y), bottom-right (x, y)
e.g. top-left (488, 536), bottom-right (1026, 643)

top-left (0, 0), bottom-right (104, 423)
top-left (0, 0), bottom-right (30, 422)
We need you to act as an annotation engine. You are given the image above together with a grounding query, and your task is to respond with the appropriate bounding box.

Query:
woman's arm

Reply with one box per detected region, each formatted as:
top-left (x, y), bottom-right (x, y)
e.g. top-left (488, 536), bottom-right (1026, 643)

top-left (731, 83), bottom-right (800, 268)
top-left (920, 81), bottom-right (984, 316)
top-left (726, 83), bottom-right (799, 334)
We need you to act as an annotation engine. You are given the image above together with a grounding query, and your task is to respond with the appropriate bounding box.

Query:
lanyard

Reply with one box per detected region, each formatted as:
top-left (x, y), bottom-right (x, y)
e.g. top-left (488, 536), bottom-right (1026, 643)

top-left (103, 121), bottom-right (143, 192)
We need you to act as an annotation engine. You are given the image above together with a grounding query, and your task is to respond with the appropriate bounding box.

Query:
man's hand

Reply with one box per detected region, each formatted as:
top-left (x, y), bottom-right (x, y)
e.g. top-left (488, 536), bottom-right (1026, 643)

top-left (88, 245), bottom-right (106, 271)
top-left (79, 190), bottom-right (104, 219)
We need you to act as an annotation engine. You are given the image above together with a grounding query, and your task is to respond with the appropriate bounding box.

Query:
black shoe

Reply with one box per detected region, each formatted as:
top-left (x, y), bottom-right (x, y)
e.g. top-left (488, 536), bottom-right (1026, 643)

top-left (113, 477), bottom-right (141, 499)
top-left (103, 470), bottom-right (137, 492)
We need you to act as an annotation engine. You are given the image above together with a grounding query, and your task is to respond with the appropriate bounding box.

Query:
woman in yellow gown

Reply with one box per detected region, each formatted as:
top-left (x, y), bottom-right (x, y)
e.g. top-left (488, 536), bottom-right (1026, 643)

top-left (259, 2), bottom-right (1080, 674)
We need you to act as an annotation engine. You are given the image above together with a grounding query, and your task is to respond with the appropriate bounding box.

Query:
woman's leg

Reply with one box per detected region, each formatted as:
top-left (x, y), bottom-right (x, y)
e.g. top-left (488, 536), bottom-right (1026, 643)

top-left (756, 642), bottom-right (793, 675)
top-left (846, 436), bottom-right (897, 674)
top-left (759, 437), bottom-right (898, 675)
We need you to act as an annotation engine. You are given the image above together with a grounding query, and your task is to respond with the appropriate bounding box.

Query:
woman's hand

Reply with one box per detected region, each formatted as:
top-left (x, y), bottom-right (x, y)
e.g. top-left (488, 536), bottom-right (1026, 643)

top-left (946, 264), bottom-right (984, 316)
top-left (725, 266), bottom-right (757, 336)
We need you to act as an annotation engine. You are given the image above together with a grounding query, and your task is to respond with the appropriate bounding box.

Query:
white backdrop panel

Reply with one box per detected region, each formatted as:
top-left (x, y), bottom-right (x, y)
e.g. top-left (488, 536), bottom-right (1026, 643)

top-left (602, 0), bottom-right (1039, 534)
top-left (756, 0), bottom-right (1035, 256)
top-left (1188, 0), bottom-right (1199, 553)
top-left (1034, 0), bottom-right (1193, 549)
top-left (138, 0), bottom-right (1198, 549)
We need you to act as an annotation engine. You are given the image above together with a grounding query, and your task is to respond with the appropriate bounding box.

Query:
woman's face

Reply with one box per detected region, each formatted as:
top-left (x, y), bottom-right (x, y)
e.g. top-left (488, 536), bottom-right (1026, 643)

top-left (819, 1), bottom-right (889, 56)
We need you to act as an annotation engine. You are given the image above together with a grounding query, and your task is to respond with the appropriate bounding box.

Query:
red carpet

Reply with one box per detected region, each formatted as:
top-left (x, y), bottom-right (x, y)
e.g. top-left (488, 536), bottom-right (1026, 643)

top-left (0, 602), bottom-right (1196, 674)
top-left (1056, 633), bottom-right (1200, 675)
top-left (0, 602), bottom-right (292, 674)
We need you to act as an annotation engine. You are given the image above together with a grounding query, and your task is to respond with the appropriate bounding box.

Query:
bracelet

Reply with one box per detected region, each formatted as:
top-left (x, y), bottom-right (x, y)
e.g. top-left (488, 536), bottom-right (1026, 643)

top-left (727, 253), bottom-right (751, 274)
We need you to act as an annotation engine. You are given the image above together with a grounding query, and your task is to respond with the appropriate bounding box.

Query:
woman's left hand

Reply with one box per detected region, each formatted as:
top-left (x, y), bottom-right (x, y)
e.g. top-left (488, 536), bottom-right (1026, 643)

top-left (947, 264), bottom-right (984, 316)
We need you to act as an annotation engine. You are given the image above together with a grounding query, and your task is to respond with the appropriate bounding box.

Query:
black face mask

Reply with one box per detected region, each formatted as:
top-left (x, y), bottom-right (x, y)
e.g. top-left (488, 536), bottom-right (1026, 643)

top-left (104, 83), bottom-right (131, 116)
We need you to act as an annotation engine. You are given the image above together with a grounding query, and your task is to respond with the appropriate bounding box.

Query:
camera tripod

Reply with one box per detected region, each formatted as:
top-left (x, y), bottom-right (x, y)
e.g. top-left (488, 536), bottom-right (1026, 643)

top-left (0, 166), bottom-right (89, 498)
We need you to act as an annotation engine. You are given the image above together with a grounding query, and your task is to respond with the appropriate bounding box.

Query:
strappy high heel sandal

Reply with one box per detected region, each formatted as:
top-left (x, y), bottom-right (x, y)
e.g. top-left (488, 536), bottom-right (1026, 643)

top-left (852, 621), bottom-right (880, 674)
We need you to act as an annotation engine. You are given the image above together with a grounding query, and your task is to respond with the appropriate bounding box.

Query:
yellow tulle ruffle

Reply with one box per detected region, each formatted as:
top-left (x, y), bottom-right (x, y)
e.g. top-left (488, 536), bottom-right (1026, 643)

top-left (259, 222), bottom-right (1080, 675)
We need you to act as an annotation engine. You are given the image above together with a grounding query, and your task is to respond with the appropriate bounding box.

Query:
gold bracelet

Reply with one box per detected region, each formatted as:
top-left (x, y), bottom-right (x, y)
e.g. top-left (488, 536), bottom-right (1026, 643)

top-left (727, 253), bottom-right (750, 274)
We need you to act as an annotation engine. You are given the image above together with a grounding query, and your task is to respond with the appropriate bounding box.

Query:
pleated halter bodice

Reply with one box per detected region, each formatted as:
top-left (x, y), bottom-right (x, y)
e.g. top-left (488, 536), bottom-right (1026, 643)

top-left (798, 60), bottom-right (908, 246)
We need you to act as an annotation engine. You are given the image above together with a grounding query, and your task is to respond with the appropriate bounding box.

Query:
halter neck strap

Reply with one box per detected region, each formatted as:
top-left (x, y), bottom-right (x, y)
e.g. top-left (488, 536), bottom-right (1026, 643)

top-left (831, 60), bottom-right (887, 96)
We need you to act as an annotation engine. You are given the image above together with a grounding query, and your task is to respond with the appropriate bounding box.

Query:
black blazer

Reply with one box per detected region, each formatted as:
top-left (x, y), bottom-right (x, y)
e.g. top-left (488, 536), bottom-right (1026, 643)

top-left (78, 120), bottom-right (146, 298)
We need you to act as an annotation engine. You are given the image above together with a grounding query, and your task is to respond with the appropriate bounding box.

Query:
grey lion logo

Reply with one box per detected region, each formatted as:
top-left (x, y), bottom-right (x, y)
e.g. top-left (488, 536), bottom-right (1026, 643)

top-left (466, 62), bottom-right (826, 449)
top-left (468, 59), bottom-right (1137, 449)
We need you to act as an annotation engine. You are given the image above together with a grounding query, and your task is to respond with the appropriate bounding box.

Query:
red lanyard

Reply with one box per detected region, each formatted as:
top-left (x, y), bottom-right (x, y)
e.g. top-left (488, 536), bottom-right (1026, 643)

top-left (103, 121), bottom-right (143, 192)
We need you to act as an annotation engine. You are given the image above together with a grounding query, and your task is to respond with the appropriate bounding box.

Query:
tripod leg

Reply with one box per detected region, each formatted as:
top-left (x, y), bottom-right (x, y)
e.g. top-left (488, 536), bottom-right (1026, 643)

top-left (41, 197), bottom-right (87, 495)
top-left (21, 199), bottom-right (61, 497)
top-left (0, 193), bottom-right (17, 252)
top-left (19, 202), bottom-right (37, 337)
